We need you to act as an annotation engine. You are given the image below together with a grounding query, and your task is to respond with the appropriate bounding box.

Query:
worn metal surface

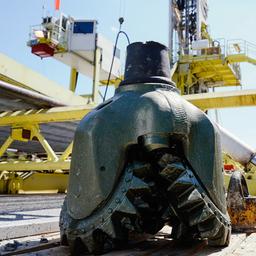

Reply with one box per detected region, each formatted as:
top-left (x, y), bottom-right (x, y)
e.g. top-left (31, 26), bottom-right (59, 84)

top-left (62, 42), bottom-right (230, 255)
top-left (227, 171), bottom-right (256, 232)
top-left (68, 82), bottom-right (226, 220)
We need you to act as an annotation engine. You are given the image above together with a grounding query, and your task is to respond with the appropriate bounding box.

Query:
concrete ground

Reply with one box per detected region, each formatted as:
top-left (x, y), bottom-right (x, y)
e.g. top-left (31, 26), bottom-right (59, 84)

top-left (0, 195), bottom-right (65, 241)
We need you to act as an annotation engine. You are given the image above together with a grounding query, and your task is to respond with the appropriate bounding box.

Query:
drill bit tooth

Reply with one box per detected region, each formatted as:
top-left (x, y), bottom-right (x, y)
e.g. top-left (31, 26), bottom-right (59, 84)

top-left (170, 222), bottom-right (189, 240)
top-left (82, 235), bottom-right (96, 254)
top-left (116, 196), bottom-right (137, 215)
top-left (158, 154), bottom-right (231, 246)
top-left (81, 229), bottom-right (114, 255)
top-left (189, 204), bottom-right (215, 226)
top-left (160, 162), bottom-right (186, 182)
top-left (198, 218), bottom-right (223, 238)
top-left (133, 196), bottom-right (150, 209)
top-left (102, 220), bottom-right (118, 239)
top-left (177, 185), bottom-right (195, 199)
top-left (128, 176), bottom-right (150, 191)
top-left (69, 237), bottom-right (88, 256)
top-left (167, 174), bottom-right (193, 195)
top-left (208, 225), bottom-right (231, 247)
top-left (177, 189), bottom-right (203, 210)
top-left (131, 162), bottom-right (151, 177)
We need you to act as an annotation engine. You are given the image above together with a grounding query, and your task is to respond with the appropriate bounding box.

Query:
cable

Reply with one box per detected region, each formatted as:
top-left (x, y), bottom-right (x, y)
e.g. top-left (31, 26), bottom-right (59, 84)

top-left (102, 18), bottom-right (130, 102)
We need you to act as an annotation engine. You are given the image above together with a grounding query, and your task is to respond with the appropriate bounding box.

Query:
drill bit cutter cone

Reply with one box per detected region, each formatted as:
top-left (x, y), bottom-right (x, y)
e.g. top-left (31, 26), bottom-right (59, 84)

top-left (60, 41), bottom-right (231, 255)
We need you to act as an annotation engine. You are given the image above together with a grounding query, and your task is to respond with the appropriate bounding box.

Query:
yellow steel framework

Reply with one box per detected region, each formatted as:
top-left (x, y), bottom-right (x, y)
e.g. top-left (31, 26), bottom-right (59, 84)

top-left (226, 40), bottom-right (256, 65)
top-left (183, 89), bottom-right (256, 110)
top-left (0, 105), bottom-right (96, 193)
top-left (0, 105), bottom-right (94, 126)
top-left (0, 105), bottom-right (94, 171)
top-left (0, 53), bottom-right (87, 106)
top-left (172, 40), bottom-right (256, 94)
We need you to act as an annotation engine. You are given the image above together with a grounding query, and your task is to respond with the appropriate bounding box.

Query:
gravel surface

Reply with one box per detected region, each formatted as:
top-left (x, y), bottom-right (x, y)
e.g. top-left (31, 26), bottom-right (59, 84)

top-left (0, 194), bottom-right (65, 213)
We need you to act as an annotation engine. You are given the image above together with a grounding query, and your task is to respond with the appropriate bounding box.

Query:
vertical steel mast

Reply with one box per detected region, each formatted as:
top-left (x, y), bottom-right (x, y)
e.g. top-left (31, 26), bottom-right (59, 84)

top-left (169, 0), bottom-right (209, 64)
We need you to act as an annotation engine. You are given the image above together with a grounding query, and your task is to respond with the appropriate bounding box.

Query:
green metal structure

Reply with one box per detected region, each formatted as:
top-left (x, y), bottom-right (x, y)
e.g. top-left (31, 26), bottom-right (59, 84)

top-left (60, 42), bottom-right (231, 255)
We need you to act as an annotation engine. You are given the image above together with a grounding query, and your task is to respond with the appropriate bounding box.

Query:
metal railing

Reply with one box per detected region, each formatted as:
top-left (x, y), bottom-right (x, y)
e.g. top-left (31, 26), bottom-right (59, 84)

top-left (173, 39), bottom-right (256, 62)
top-left (173, 38), bottom-right (226, 63)
top-left (28, 21), bottom-right (68, 50)
top-left (227, 39), bottom-right (256, 60)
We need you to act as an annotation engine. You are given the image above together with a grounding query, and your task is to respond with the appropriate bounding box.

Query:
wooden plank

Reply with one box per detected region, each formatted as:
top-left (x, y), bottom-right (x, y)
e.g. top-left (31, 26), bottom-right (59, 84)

top-left (1, 231), bottom-right (255, 256)
top-left (0, 232), bottom-right (60, 256)
top-left (19, 246), bottom-right (70, 256)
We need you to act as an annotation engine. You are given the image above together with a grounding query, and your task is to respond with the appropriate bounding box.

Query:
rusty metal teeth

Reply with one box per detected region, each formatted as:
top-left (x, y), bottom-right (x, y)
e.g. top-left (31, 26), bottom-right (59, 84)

top-left (227, 170), bottom-right (256, 233)
top-left (159, 155), bottom-right (231, 246)
top-left (61, 155), bottom-right (231, 254)
top-left (60, 162), bottom-right (166, 255)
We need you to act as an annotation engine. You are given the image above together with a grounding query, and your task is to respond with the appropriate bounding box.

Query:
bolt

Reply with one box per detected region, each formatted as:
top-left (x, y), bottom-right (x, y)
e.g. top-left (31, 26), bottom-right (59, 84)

top-left (108, 208), bottom-right (113, 214)
top-left (115, 198), bottom-right (120, 204)
top-left (100, 166), bottom-right (106, 172)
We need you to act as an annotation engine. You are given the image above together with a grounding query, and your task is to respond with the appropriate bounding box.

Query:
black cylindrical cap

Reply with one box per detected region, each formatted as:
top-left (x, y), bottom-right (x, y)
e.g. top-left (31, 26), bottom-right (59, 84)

top-left (119, 41), bottom-right (174, 86)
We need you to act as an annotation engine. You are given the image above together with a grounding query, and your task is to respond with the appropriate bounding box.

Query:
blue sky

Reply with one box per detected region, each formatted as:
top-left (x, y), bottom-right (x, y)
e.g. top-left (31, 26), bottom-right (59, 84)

top-left (0, 0), bottom-right (255, 147)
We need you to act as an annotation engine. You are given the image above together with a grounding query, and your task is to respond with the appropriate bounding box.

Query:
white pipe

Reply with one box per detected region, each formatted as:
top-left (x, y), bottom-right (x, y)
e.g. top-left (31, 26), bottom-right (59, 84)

top-left (217, 124), bottom-right (256, 167)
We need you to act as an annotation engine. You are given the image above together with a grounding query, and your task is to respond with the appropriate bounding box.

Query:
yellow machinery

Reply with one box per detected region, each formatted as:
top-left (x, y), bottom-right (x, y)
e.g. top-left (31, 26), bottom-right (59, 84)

top-left (0, 104), bottom-right (93, 193)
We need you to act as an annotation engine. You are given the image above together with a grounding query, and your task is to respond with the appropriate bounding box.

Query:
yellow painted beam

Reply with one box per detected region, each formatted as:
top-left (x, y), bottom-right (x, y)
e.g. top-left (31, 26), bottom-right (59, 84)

top-left (30, 125), bottom-right (58, 161)
top-left (0, 52), bottom-right (87, 105)
top-left (8, 172), bottom-right (68, 194)
top-left (59, 141), bottom-right (73, 161)
top-left (183, 89), bottom-right (256, 110)
top-left (226, 54), bottom-right (250, 63)
top-left (180, 54), bottom-right (223, 64)
top-left (92, 48), bottom-right (101, 103)
top-left (0, 160), bottom-right (70, 171)
top-left (0, 136), bottom-right (13, 157)
top-left (226, 54), bottom-right (256, 65)
top-left (0, 105), bottom-right (95, 126)
top-left (69, 68), bottom-right (78, 92)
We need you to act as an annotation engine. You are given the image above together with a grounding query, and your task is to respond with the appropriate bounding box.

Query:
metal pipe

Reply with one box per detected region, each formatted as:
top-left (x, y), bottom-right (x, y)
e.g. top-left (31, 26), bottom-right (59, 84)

top-left (0, 80), bottom-right (66, 108)
top-left (217, 124), bottom-right (256, 167)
